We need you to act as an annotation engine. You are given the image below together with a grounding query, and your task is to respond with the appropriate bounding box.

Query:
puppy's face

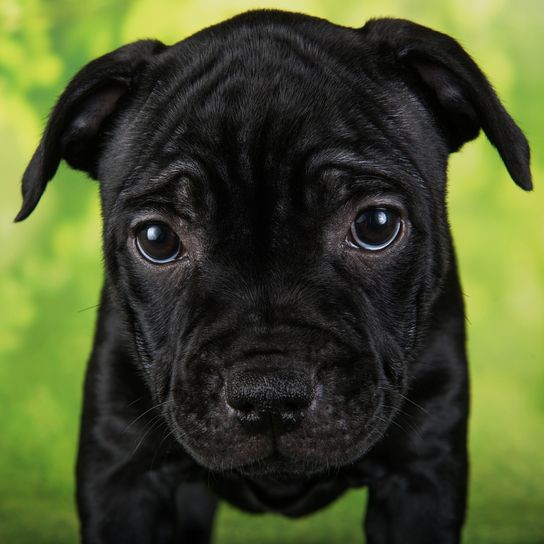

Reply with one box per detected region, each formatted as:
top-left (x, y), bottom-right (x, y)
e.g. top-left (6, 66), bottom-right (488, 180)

top-left (102, 24), bottom-right (446, 475)
top-left (17, 12), bottom-right (530, 476)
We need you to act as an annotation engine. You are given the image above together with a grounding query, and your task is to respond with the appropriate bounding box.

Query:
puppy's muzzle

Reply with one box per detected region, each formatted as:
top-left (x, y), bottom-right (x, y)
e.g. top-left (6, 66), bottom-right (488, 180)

top-left (226, 366), bottom-right (315, 434)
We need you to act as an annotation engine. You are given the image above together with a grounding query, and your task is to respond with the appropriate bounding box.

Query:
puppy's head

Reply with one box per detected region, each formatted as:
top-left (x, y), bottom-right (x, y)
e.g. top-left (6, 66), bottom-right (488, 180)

top-left (17, 11), bottom-right (530, 476)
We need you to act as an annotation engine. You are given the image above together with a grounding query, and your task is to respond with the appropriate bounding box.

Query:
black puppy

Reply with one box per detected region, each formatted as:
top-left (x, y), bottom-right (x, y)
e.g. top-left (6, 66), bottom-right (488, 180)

top-left (16, 10), bottom-right (531, 544)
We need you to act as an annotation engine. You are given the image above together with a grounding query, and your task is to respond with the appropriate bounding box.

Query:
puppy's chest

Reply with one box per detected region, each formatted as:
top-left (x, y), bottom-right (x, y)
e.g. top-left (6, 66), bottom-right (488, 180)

top-left (205, 466), bottom-right (372, 517)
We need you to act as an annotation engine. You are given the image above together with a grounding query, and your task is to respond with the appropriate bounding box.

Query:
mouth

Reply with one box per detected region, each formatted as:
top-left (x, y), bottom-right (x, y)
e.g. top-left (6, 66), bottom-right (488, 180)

top-left (167, 403), bottom-right (394, 477)
top-left (235, 451), bottom-right (330, 478)
top-left (238, 456), bottom-right (324, 510)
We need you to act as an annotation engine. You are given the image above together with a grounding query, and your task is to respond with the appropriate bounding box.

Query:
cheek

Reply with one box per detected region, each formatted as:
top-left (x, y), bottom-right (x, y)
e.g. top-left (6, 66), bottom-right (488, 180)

top-left (350, 248), bottom-right (429, 341)
top-left (115, 273), bottom-right (196, 389)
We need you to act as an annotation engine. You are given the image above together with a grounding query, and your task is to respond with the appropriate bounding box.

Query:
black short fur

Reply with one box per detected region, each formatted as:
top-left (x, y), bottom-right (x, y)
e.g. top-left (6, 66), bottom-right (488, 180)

top-left (16, 10), bottom-right (531, 544)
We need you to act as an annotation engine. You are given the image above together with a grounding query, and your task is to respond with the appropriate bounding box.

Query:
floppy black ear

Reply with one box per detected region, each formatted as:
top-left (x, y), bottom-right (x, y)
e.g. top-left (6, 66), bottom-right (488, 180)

top-left (15, 39), bottom-right (166, 222)
top-left (362, 18), bottom-right (532, 190)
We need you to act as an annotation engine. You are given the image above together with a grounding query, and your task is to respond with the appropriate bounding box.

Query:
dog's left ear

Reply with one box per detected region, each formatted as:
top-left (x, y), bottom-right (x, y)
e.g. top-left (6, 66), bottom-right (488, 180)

top-left (15, 39), bottom-right (166, 222)
top-left (362, 18), bottom-right (532, 190)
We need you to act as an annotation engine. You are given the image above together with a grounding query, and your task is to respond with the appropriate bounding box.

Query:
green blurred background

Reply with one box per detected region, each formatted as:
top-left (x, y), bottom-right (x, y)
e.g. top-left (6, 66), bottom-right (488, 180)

top-left (1, 0), bottom-right (543, 542)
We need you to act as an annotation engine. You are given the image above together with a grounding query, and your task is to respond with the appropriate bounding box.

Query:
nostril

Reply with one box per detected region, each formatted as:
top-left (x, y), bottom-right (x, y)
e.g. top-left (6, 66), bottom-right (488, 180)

top-left (226, 396), bottom-right (257, 416)
top-left (284, 400), bottom-right (303, 412)
top-left (236, 402), bottom-right (254, 413)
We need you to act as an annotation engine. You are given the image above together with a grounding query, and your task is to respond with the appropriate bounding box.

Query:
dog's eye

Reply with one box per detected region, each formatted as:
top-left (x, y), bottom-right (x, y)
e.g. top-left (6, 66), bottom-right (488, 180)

top-left (348, 207), bottom-right (402, 251)
top-left (135, 223), bottom-right (183, 264)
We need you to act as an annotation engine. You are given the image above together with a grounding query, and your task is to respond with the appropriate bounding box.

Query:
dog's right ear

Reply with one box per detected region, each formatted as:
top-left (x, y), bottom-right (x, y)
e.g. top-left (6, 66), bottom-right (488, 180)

top-left (15, 39), bottom-right (166, 222)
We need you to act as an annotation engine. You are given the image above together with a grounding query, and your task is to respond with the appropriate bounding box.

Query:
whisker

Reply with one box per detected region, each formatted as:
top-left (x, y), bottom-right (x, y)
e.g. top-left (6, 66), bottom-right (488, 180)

top-left (125, 396), bottom-right (145, 410)
top-left (395, 392), bottom-right (431, 416)
top-left (123, 400), bottom-right (171, 433)
top-left (376, 409), bottom-right (425, 444)
top-left (150, 428), bottom-right (175, 471)
top-left (377, 385), bottom-right (431, 416)
top-left (128, 415), bottom-right (167, 460)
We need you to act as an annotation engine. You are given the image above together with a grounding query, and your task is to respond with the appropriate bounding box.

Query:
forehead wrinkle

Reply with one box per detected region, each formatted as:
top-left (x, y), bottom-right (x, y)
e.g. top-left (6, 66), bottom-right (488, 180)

top-left (146, 57), bottom-right (233, 156)
top-left (305, 148), bottom-right (426, 192)
top-left (117, 158), bottom-right (205, 200)
top-left (146, 23), bottom-right (371, 158)
top-left (112, 159), bottom-right (210, 223)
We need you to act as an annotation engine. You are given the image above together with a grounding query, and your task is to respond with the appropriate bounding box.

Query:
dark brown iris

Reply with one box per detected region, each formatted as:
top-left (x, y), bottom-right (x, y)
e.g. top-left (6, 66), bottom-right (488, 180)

top-left (136, 223), bottom-right (182, 263)
top-left (350, 207), bottom-right (401, 250)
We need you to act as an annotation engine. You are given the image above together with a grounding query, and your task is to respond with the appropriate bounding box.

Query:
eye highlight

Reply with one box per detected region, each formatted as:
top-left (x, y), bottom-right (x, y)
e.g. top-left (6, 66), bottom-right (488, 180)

top-left (347, 207), bottom-right (402, 251)
top-left (135, 222), bottom-right (183, 264)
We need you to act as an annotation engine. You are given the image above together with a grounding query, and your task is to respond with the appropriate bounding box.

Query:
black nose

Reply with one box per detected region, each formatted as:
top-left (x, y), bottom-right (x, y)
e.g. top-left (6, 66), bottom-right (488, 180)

top-left (226, 367), bottom-right (314, 434)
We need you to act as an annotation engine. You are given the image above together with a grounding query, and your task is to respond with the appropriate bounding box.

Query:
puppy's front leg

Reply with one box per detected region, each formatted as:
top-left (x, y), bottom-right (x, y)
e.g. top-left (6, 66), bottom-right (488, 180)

top-left (174, 483), bottom-right (218, 543)
top-left (364, 297), bottom-right (469, 544)
top-left (76, 303), bottom-right (217, 544)
top-left (364, 400), bottom-right (468, 541)
top-left (77, 388), bottom-right (217, 544)
top-left (77, 462), bottom-right (216, 544)
top-left (77, 460), bottom-right (177, 544)
top-left (364, 452), bottom-right (467, 544)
